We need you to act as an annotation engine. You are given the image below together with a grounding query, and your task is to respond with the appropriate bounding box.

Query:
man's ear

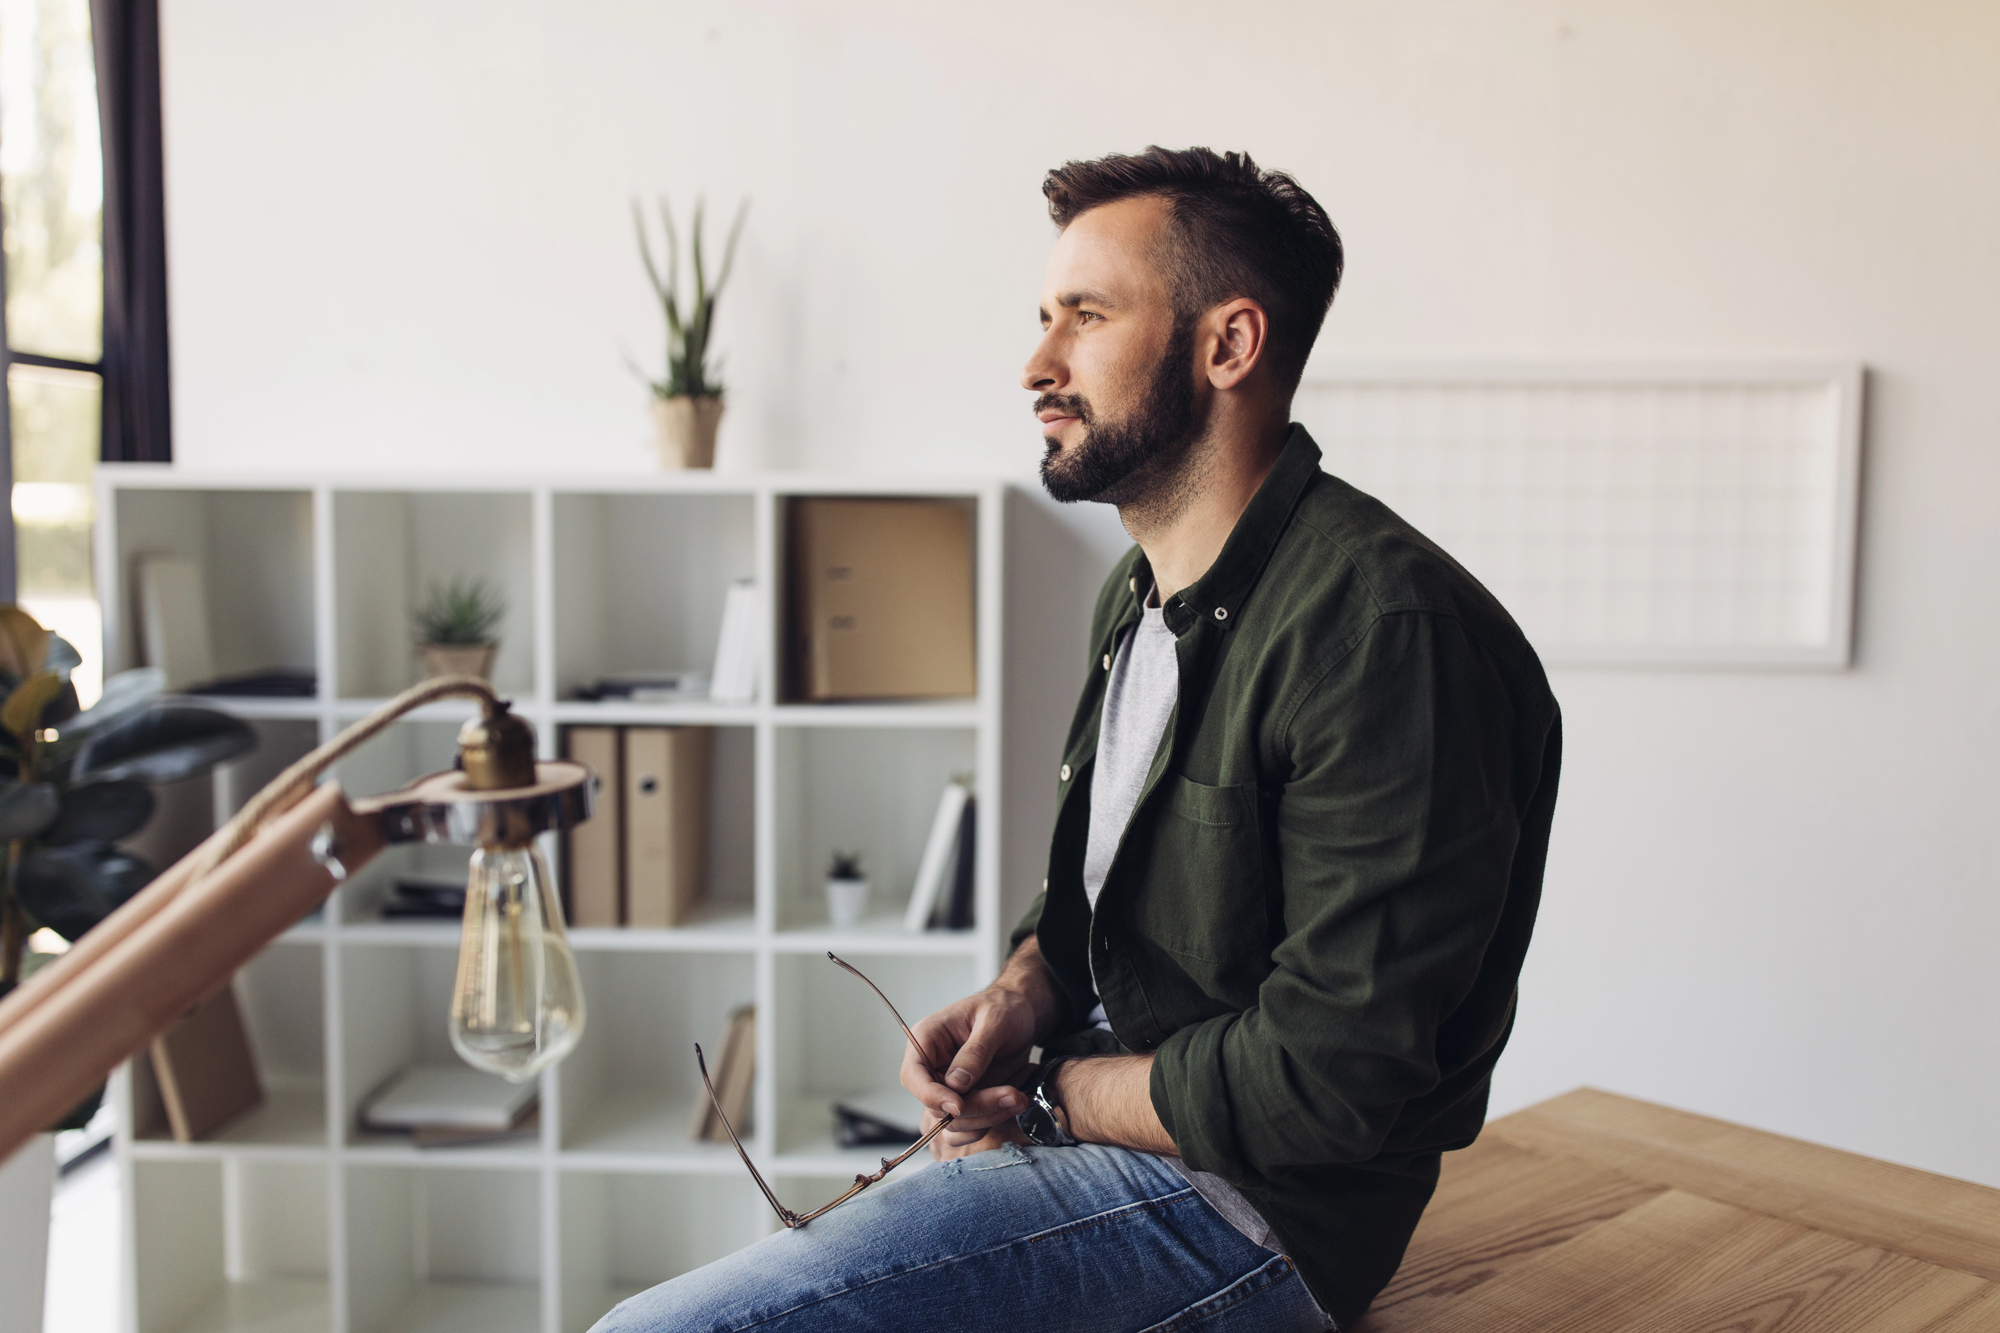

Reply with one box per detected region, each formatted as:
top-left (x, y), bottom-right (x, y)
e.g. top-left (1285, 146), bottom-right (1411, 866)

top-left (1203, 298), bottom-right (1269, 390)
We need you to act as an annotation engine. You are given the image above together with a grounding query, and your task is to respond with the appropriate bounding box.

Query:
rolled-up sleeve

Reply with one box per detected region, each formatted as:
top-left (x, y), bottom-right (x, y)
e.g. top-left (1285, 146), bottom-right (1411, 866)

top-left (1151, 609), bottom-right (1528, 1186)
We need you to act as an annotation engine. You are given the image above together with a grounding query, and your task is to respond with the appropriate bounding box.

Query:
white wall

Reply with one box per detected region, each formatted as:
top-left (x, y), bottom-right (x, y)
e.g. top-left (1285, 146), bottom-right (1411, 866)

top-left (161, 0), bottom-right (2000, 1187)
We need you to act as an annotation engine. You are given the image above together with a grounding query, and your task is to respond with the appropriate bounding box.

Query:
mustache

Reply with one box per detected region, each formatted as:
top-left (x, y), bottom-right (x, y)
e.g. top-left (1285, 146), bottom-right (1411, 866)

top-left (1033, 393), bottom-right (1091, 423)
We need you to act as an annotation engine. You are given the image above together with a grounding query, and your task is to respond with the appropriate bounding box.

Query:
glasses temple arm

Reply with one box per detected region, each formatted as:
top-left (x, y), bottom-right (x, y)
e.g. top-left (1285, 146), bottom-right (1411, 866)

top-left (695, 1042), bottom-right (798, 1227)
top-left (826, 952), bottom-right (947, 1085)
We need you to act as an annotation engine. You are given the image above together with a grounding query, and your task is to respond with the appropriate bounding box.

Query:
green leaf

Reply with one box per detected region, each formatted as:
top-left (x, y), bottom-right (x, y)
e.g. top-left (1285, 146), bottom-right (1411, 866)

top-left (3, 672), bottom-right (66, 742)
top-left (44, 634), bottom-right (83, 677)
top-left (14, 842), bottom-right (157, 941)
top-left (0, 780), bottom-right (60, 839)
top-left (71, 705), bottom-right (258, 785)
top-left (65, 667), bottom-right (167, 736)
top-left (0, 608), bottom-right (50, 682)
top-left (43, 781), bottom-right (156, 846)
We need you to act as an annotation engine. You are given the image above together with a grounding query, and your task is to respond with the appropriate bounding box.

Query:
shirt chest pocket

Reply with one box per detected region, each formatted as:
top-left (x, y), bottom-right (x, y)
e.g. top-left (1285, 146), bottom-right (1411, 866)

top-left (1127, 774), bottom-right (1275, 973)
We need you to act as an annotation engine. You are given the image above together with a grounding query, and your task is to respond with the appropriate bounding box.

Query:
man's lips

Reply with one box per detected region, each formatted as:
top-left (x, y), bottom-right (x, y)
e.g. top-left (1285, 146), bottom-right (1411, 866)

top-left (1038, 414), bottom-right (1081, 433)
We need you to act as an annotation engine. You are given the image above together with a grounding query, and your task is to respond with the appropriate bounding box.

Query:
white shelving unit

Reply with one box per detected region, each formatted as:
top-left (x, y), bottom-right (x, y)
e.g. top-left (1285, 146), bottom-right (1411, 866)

top-left (94, 469), bottom-right (1006, 1333)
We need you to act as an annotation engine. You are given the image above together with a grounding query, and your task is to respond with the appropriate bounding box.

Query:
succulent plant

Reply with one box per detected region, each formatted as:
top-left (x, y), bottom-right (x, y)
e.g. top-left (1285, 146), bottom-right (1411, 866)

top-left (629, 196), bottom-right (749, 400)
top-left (411, 577), bottom-right (505, 648)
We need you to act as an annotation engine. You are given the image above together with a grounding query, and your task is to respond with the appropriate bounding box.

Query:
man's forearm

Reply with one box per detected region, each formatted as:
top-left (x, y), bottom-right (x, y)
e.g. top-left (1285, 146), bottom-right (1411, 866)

top-left (1051, 1054), bottom-right (1177, 1156)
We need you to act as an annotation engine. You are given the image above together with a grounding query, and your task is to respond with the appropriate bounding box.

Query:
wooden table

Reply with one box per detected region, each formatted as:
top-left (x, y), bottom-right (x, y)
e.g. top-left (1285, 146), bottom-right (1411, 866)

top-left (1352, 1088), bottom-right (2000, 1332)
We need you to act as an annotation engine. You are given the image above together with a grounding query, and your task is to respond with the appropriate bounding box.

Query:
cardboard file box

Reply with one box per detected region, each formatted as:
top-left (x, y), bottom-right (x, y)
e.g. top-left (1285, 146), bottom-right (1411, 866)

top-left (623, 727), bottom-right (713, 928)
top-left (787, 498), bottom-right (976, 701)
top-left (561, 726), bottom-right (624, 928)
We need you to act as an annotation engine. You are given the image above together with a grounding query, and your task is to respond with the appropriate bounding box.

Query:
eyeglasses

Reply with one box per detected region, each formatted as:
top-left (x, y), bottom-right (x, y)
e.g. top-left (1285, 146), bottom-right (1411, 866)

top-left (695, 951), bottom-right (953, 1228)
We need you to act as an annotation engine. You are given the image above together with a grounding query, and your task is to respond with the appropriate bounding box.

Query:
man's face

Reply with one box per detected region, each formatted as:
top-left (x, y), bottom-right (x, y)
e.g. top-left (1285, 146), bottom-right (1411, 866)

top-left (1023, 196), bottom-right (1200, 504)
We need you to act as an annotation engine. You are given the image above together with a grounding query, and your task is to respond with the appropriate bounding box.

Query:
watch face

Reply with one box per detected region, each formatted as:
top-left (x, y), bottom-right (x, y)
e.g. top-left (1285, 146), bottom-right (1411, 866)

top-left (1016, 1102), bottom-right (1060, 1146)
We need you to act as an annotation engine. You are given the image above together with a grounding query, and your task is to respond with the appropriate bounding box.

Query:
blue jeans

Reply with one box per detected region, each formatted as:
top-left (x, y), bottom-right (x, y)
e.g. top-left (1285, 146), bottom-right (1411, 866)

top-left (593, 1143), bottom-right (1333, 1332)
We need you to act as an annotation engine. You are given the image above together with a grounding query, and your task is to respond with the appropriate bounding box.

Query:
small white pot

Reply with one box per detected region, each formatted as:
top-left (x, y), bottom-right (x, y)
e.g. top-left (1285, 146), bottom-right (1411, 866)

top-left (825, 877), bottom-right (870, 929)
top-left (0, 1134), bottom-right (55, 1333)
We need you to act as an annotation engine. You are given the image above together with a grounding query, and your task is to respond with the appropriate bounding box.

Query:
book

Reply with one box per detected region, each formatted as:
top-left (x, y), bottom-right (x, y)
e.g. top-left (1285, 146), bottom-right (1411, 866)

top-left (572, 671), bottom-right (708, 702)
top-left (691, 1004), bottom-right (756, 1142)
top-left (361, 1063), bottom-right (539, 1133)
top-left (409, 1110), bottom-right (540, 1148)
top-left (149, 982), bottom-right (265, 1142)
top-left (905, 780), bottom-right (970, 933)
top-left (379, 875), bottom-right (467, 919)
top-left (938, 795), bottom-right (976, 931)
top-left (624, 727), bottom-right (713, 928)
top-left (832, 1091), bottom-right (925, 1148)
top-left (562, 726), bottom-right (624, 927)
top-left (709, 580), bottom-right (760, 704)
top-left (136, 554), bottom-right (217, 690)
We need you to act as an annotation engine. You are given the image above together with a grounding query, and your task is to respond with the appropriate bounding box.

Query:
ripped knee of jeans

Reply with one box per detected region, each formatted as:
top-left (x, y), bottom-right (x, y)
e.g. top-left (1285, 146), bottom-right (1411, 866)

top-left (941, 1141), bottom-right (1036, 1178)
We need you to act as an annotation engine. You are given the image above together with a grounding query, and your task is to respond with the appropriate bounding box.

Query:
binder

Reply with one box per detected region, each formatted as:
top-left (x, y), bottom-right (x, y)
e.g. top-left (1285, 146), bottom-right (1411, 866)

top-left (562, 727), bottom-right (624, 927)
top-left (624, 727), bottom-right (713, 928)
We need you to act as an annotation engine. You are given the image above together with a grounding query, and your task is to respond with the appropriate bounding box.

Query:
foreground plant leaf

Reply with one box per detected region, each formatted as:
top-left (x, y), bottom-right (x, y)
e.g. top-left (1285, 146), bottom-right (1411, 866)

top-left (0, 780), bottom-right (60, 840)
top-left (14, 842), bottom-right (157, 941)
top-left (3, 672), bottom-right (67, 743)
top-left (43, 781), bottom-right (156, 846)
top-left (71, 705), bottom-right (256, 785)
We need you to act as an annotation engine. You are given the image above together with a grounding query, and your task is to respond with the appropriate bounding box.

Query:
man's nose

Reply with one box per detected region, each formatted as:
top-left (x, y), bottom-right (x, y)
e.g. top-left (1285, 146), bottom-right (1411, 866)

top-left (1021, 332), bottom-right (1063, 393)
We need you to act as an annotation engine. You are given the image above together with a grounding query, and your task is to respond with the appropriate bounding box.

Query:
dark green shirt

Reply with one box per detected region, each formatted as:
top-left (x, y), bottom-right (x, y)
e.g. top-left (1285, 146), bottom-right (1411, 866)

top-left (1013, 424), bottom-right (1562, 1327)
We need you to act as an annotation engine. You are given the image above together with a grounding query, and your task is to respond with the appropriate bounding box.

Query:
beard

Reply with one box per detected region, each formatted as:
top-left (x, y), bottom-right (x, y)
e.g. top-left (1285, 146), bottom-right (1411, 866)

top-left (1037, 317), bottom-right (1202, 508)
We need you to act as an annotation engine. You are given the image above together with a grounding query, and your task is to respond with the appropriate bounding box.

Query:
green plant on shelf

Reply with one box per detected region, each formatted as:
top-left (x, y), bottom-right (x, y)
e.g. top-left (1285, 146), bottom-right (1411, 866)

top-left (412, 577), bottom-right (506, 648)
top-left (0, 607), bottom-right (257, 1128)
top-left (629, 196), bottom-right (749, 401)
top-left (827, 851), bottom-right (864, 880)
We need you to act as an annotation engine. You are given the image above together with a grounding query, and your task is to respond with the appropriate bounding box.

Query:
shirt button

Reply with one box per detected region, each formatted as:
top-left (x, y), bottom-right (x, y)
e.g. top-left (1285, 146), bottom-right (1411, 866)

top-left (1214, 606), bottom-right (1229, 622)
top-left (1101, 653), bottom-right (1111, 670)
top-left (1059, 764), bottom-right (1072, 781)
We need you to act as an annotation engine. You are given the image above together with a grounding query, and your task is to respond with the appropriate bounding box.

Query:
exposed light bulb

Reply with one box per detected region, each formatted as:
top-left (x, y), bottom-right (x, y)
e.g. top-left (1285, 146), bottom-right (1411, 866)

top-left (449, 842), bottom-right (585, 1082)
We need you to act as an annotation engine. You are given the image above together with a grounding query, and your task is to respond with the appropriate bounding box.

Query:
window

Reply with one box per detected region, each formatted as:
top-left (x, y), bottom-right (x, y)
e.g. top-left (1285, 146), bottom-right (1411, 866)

top-left (1, 0), bottom-right (105, 703)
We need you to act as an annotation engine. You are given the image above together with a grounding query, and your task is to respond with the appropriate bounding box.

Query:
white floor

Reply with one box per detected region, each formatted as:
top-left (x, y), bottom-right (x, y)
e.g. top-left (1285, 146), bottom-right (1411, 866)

top-left (45, 1152), bottom-right (118, 1333)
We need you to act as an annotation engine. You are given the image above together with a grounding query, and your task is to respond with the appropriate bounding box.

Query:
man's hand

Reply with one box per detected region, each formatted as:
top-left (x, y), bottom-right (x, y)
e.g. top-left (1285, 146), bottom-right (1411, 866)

top-left (900, 938), bottom-right (1065, 1152)
top-left (921, 1107), bottom-right (1028, 1161)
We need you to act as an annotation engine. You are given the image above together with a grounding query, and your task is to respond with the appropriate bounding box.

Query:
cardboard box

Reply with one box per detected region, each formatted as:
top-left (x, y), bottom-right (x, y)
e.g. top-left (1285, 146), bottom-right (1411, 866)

top-left (787, 498), bottom-right (976, 701)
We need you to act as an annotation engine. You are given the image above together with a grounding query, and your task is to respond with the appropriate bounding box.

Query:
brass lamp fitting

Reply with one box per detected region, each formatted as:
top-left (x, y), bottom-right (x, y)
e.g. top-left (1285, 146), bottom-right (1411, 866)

top-left (458, 699), bottom-right (539, 791)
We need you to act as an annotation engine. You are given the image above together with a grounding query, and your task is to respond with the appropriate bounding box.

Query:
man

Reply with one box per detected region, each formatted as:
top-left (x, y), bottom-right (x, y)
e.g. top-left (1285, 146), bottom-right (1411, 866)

top-left (600, 146), bottom-right (1560, 1332)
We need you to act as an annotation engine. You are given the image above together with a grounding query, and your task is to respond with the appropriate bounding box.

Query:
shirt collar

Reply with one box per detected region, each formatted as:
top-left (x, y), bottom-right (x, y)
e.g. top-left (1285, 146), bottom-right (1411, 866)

top-left (1128, 423), bottom-right (1324, 634)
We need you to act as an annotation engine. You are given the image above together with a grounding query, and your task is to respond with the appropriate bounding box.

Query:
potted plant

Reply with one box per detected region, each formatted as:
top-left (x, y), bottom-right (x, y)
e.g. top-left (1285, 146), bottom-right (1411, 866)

top-left (0, 606), bottom-right (256, 1314)
top-left (824, 850), bottom-right (868, 928)
top-left (412, 577), bottom-right (505, 681)
top-left (630, 196), bottom-right (748, 470)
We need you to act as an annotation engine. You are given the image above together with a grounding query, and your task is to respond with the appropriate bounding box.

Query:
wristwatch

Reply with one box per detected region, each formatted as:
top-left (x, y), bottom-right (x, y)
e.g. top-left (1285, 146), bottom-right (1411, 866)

top-left (1015, 1058), bottom-right (1079, 1147)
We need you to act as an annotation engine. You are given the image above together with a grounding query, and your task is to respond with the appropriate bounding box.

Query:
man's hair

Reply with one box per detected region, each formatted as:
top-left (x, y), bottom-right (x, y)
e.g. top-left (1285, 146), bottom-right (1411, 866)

top-left (1042, 146), bottom-right (1342, 391)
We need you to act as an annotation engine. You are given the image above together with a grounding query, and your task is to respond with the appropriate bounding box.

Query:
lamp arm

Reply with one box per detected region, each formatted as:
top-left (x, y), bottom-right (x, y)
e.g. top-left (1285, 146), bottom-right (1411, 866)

top-left (0, 675), bottom-right (525, 1163)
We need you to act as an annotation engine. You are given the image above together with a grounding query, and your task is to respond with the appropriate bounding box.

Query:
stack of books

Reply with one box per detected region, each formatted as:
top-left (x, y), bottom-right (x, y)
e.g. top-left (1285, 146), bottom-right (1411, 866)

top-left (360, 1064), bottom-right (540, 1148)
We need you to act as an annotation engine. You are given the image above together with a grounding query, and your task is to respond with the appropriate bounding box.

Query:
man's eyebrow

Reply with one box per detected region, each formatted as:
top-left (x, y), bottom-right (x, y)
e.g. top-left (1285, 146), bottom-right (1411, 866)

top-left (1055, 289), bottom-right (1117, 310)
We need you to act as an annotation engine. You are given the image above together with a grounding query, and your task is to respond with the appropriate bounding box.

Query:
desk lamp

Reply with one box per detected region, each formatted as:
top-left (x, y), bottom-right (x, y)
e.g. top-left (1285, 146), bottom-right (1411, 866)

top-left (0, 676), bottom-right (593, 1160)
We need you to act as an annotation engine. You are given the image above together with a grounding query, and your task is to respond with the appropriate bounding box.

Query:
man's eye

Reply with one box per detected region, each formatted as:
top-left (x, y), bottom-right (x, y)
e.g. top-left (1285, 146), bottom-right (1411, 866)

top-left (1078, 311), bottom-right (1102, 324)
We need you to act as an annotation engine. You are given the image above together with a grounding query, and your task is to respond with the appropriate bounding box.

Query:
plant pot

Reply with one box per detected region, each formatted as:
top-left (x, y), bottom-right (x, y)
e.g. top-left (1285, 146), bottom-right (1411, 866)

top-left (0, 1134), bottom-right (55, 1333)
top-left (420, 643), bottom-right (497, 682)
top-left (825, 877), bottom-right (870, 929)
top-left (652, 395), bottom-right (725, 470)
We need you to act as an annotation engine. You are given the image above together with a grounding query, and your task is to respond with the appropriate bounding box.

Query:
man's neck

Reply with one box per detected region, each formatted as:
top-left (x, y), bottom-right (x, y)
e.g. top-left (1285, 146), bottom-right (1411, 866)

top-left (1120, 408), bottom-right (1288, 602)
